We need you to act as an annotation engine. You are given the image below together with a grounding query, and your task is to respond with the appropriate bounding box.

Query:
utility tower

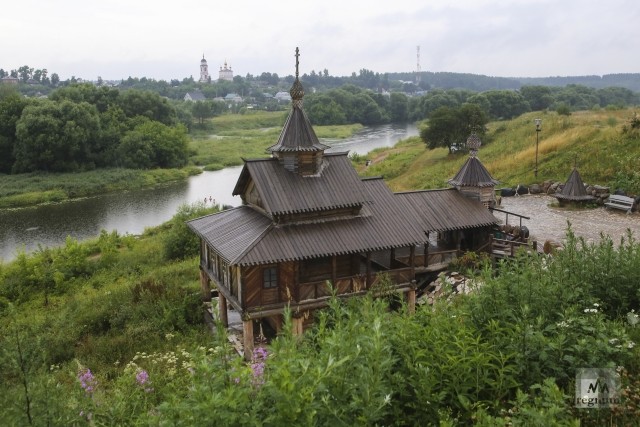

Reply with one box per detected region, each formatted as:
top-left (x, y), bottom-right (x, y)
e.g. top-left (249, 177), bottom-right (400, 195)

top-left (415, 45), bottom-right (421, 85)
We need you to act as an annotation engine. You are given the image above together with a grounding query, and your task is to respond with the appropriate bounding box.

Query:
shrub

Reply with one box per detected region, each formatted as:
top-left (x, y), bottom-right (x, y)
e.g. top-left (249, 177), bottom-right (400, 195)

top-left (162, 202), bottom-right (217, 260)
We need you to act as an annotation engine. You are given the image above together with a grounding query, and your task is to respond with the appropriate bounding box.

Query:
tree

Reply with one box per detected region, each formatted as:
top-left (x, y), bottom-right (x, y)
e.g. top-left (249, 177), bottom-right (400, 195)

top-left (483, 90), bottom-right (530, 119)
top-left (0, 91), bottom-right (30, 173)
top-left (13, 100), bottom-right (100, 173)
top-left (95, 105), bottom-right (128, 167)
top-left (389, 92), bottom-right (409, 122)
top-left (50, 73), bottom-right (60, 86)
top-left (191, 101), bottom-right (213, 125)
top-left (50, 83), bottom-right (119, 113)
top-left (597, 87), bottom-right (639, 108)
top-left (420, 104), bottom-right (488, 153)
top-left (520, 85), bottom-right (554, 111)
top-left (116, 121), bottom-right (188, 169)
top-left (306, 95), bottom-right (347, 125)
top-left (117, 89), bottom-right (177, 125)
top-left (465, 93), bottom-right (491, 116)
top-left (17, 65), bottom-right (33, 83)
top-left (348, 93), bottom-right (387, 125)
top-left (259, 72), bottom-right (280, 86)
top-left (554, 84), bottom-right (599, 111)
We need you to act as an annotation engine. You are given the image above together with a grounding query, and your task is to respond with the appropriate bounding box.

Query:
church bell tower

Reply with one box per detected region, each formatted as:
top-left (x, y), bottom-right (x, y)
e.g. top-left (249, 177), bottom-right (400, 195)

top-left (199, 54), bottom-right (210, 83)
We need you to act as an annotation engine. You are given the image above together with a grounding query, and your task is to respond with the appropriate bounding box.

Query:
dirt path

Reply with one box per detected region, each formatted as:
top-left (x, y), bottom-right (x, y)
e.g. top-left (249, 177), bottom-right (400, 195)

top-left (497, 194), bottom-right (640, 248)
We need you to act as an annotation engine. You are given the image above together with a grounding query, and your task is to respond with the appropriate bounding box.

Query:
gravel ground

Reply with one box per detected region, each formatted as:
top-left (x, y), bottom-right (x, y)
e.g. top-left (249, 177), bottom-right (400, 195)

top-left (496, 194), bottom-right (640, 248)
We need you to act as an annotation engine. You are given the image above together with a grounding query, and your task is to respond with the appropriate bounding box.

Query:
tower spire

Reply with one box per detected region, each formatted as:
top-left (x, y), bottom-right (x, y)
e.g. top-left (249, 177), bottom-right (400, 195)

top-left (289, 47), bottom-right (304, 108)
top-left (267, 47), bottom-right (329, 176)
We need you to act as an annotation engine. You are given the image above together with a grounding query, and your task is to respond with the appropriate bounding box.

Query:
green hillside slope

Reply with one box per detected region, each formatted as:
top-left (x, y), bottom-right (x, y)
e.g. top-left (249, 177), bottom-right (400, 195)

top-left (357, 108), bottom-right (640, 194)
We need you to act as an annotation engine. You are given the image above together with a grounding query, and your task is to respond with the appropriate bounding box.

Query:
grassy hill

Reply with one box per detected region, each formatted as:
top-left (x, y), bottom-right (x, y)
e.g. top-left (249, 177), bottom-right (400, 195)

top-left (356, 108), bottom-right (640, 195)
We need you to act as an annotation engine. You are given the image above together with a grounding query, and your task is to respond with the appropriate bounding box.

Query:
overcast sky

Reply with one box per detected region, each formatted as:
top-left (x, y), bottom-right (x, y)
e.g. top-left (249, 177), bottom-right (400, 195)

top-left (2, 0), bottom-right (638, 82)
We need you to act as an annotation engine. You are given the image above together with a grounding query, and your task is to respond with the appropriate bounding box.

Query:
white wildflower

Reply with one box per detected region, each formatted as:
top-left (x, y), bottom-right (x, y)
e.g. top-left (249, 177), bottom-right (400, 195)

top-left (627, 311), bottom-right (639, 327)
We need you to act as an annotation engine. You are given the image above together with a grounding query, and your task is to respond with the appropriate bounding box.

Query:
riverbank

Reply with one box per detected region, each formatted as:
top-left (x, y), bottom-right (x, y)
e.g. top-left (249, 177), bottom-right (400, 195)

top-left (0, 166), bottom-right (202, 209)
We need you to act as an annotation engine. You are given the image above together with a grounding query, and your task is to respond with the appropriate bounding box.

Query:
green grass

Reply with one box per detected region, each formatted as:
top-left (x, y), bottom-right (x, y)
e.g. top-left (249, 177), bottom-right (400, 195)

top-left (0, 205), bottom-right (217, 377)
top-left (0, 167), bottom-right (202, 209)
top-left (189, 111), bottom-right (364, 169)
top-left (360, 108), bottom-right (640, 194)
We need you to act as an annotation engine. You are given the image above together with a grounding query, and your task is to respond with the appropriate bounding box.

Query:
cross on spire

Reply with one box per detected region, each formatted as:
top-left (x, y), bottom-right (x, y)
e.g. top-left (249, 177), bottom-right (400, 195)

top-left (295, 47), bottom-right (300, 78)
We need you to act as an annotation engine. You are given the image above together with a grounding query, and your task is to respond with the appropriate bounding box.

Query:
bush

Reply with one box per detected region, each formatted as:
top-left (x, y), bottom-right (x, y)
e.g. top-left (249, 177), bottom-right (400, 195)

top-left (162, 202), bottom-right (217, 260)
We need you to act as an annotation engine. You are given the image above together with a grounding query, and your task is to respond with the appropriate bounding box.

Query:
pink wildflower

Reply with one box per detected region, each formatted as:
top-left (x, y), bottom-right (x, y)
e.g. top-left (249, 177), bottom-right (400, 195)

top-left (78, 368), bottom-right (98, 394)
top-left (136, 369), bottom-right (150, 386)
top-left (250, 346), bottom-right (268, 387)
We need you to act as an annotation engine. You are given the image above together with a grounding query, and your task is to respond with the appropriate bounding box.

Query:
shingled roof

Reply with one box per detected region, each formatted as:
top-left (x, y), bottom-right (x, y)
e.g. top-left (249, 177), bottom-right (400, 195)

top-left (395, 188), bottom-right (498, 232)
top-left (267, 57), bottom-right (328, 155)
top-left (448, 156), bottom-right (499, 188)
top-left (189, 178), bottom-right (427, 266)
top-left (555, 167), bottom-right (595, 201)
top-left (232, 153), bottom-right (370, 216)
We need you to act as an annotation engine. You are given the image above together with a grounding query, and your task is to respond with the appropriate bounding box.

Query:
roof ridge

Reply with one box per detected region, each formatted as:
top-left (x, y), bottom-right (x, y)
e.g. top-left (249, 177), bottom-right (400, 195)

top-left (395, 188), bottom-right (454, 195)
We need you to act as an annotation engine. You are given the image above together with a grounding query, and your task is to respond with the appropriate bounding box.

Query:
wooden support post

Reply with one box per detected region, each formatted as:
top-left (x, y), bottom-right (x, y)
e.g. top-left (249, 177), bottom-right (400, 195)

top-left (331, 255), bottom-right (337, 288)
top-left (242, 318), bottom-right (254, 361)
top-left (199, 269), bottom-right (211, 302)
top-left (424, 242), bottom-right (428, 267)
top-left (366, 252), bottom-right (372, 289)
top-left (294, 262), bottom-right (300, 302)
top-left (390, 248), bottom-right (396, 268)
top-left (407, 287), bottom-right (416, 315)
top-left (292, 315), bottom-right (304, 337)
top-left (218, 292), bottom-right (228, 327)
top-left (409, 246), bottom-right (415, 278)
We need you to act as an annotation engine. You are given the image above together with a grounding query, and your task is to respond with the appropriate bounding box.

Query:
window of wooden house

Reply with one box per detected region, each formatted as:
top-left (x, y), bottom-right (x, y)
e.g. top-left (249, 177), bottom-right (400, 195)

top-left (262, 267), bottom-right (278, 289)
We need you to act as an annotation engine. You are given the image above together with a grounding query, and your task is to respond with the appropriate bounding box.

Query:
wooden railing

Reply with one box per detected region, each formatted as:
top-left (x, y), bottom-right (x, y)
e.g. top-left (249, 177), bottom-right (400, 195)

top-left (491, 237), bottom-right (537, 257)
top-left (297, 269), bottom-right (412, 302)
top-left (427, 250), bottom-right (458, 266)
top-left (407, 249), bottom-right (458, 269)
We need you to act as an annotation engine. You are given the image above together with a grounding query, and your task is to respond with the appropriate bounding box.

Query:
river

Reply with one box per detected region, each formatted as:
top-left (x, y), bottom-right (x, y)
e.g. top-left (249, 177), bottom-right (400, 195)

top-left (0, 123), bottom-right (418, 262)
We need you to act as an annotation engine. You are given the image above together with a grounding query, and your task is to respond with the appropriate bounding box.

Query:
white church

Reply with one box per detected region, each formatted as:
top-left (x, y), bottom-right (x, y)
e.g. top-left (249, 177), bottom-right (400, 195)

top-left (199, 55), bottom-right (234, 83)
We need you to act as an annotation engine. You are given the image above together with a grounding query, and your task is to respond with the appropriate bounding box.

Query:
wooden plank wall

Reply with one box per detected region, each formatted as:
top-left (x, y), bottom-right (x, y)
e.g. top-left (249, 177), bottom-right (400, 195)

top-left (279, 261), bottom-right (296, 303)
top-left (243, 265), bottom-right (262, 308)
top-left (242, 262), bottom-right (297, 309)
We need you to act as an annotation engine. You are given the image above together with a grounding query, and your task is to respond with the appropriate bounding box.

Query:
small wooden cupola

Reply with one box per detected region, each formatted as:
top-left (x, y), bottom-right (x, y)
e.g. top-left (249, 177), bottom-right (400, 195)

top-left (448, 133), bottom-right (499, 208)
top-left (554, 165), bottom-right (595, 207)
top-left (266, 47), bottom-right (329, 176)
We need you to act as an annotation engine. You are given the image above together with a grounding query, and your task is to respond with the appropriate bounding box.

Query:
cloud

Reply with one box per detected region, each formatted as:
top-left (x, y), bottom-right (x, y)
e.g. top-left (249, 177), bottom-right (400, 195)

top-left (2, 0), bottom-right (639, 81)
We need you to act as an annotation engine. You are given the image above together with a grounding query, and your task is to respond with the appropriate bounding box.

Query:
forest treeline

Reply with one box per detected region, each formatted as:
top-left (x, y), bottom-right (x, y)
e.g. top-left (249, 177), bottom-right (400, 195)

top-left (304, 83), bottom-right (640, 127)
top-left (1, 68), bottom-right (639, 175)
top-left (0, 84), bottom-right (191, 174)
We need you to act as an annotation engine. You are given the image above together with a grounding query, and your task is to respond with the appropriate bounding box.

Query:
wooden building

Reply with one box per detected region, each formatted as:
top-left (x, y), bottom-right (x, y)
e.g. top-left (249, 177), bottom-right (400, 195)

top-left (188, 49), bottom-right (498, 358)
top-left (447, 133), bottom-right (499, 208)
top-left (554, 166), bottom-right (595, 207)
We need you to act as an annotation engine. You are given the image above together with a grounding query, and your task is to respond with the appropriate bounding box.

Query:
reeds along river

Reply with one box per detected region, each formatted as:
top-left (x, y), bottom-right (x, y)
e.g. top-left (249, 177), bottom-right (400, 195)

top-left (0, 123), bottom-right (418, 262)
